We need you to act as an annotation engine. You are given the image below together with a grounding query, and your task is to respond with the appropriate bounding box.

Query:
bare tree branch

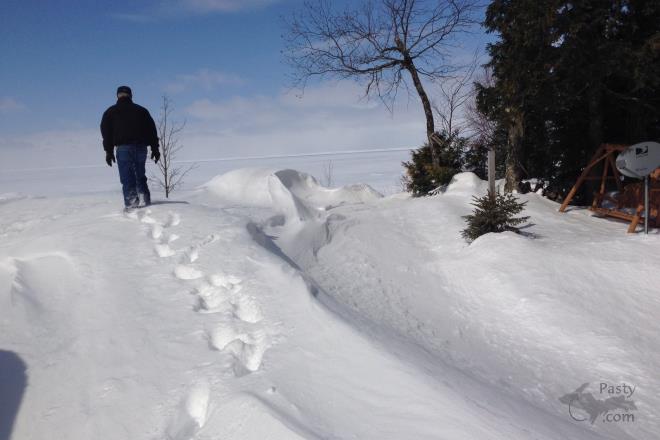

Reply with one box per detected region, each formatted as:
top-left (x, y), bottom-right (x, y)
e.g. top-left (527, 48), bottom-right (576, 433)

top-left (464, 65), bottom-right (498, 147)
top-left (283, 0), bottom-right (478, 167)
top-left (151, 95), bottom-right (196, 198)
top-left (432, 50), bottom-right (479, 136)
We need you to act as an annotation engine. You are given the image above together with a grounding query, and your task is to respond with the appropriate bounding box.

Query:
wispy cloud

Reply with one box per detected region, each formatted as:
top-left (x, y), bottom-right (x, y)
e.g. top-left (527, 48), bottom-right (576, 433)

top-left (180, 0), bottom-right (279, 13)
top-left (181, 80), bottom-right (424, 159)
top-left (0, 97), bottom-right (26, 114)
top-left (165, 69), bottom-right (244, 94)
top-left (111, 0), bottom-right (278, 20)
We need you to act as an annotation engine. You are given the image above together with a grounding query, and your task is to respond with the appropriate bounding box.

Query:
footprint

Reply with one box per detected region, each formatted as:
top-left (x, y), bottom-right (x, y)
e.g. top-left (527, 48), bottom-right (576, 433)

top-left (123, 209), bottom-right (139, 220)
top-left (155, 243), bottom-right (176, 258)
top-left (174, 265), bottom-right (203, 280)
top-left (233, 295), bottom-right (264, 323)
top-left (208, 322), bottom-right (242, 351)
top-left (195, 283), bottom-right (232, 313)
top-left (208, 322), bottom-right (268, 376)
top-left (138, 209), bottom-right (157, 224)
top-left (166, 384), bottom-right (210, 440)
top-left (151, 224), bottom-right (164, 240)
top-left (198, 234), bottom-right (219, 247)
top-left (196, 295), bottom-right (231, 314)
top-left (166, 212), bottom-right (181, 227)
top-left (187, 248), bottom-right (199, 263)
top-left (168, 233), bottom-right (180, 243)
top-left (180, 235), bottom-right (219, 266)
top-left (225, 329), bottom-right (268, 375)
top-left (186, 384), bottom-right (210, 428)
top-left (208, 273), bottom-right (242, 289)
top-left (226, 275), bottom-right (242, 285)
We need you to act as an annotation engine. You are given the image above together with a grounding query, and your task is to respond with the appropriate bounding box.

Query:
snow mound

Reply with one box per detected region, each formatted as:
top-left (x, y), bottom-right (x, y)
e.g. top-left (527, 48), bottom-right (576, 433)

top-left (2, 253), bottom-right (80, 326)
top-left (443, 171), bottom-right (489, 196)
top-left (202, 168), bottom-right (382, 222)
top-left (202, 168), bottom-right (277, 208)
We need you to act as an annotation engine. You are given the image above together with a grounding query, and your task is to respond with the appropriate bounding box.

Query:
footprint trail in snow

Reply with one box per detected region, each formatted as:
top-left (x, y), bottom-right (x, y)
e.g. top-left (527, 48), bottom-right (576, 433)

top-left (130, 207), bottom-right (274, 418)
top-left (124, 206), bottom-right (277, 439)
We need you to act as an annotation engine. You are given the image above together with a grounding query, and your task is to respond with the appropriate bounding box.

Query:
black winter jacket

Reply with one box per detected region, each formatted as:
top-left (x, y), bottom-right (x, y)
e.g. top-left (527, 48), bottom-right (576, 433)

top-left (100, 97), bottom-right (159, 153)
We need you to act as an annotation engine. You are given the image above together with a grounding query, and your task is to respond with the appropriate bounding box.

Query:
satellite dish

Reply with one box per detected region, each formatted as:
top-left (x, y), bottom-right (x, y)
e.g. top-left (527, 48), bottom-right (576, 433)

top-left (615, 141), bottom-right (660, 234)
top-left (615, 141), bottom-right (660, 178)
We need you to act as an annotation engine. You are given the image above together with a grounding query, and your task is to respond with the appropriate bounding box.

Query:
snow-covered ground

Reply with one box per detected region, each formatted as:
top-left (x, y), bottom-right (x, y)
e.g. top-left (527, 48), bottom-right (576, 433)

top-left (1, 162), bottom-right (659, 439)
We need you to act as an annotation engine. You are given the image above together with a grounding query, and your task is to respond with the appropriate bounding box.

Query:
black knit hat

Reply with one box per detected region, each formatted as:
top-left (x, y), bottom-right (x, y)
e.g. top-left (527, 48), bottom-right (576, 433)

top-left (116, 85), bottom-right (132, 97)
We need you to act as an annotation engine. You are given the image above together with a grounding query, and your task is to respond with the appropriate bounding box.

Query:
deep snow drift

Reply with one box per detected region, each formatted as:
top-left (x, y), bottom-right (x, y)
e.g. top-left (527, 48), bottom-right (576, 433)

top-left (1, 168), bottom-right (658, 440)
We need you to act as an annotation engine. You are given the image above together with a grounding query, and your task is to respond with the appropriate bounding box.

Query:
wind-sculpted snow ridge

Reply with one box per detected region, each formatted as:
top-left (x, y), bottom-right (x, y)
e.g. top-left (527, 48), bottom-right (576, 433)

top-left (201, 168), bottom-right (384, 264)
top-left (202, 167), bottom-right (382, 216)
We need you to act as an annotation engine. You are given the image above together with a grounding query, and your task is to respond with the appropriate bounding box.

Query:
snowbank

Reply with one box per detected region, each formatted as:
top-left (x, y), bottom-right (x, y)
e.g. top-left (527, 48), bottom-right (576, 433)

top-left (443, 171), bottom-right (489, 195)
top-left (262, 171), bottom-right (660, 440)
top-left (201, 168), bottom-right (277, 207)
top-left (201, 167), bottom-right (382, 223)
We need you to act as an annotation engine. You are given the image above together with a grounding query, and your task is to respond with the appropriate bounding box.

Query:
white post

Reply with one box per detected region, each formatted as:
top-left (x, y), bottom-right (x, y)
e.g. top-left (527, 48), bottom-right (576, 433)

top-left (488, 149), bottom-right (496, 196)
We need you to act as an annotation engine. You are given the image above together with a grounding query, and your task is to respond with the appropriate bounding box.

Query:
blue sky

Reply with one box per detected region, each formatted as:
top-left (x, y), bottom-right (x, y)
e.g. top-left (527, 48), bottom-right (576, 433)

top-left (1, 0), bottom-right (302, 134)
top-left (0, 0), bottom-right (492, 169)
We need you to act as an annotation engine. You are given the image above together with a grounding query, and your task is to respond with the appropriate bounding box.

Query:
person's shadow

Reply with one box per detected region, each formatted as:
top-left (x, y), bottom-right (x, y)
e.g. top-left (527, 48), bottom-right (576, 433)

top-left (0, 350), bottom-right (27, 440)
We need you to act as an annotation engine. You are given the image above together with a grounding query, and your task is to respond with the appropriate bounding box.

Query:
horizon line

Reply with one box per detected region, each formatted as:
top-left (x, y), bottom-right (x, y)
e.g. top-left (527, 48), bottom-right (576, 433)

top-left (0, 146), bottom-right (413, 173)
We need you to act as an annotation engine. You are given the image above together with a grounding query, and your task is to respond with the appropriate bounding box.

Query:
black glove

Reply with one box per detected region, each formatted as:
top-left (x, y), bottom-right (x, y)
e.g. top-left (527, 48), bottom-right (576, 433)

top-left (151, 148), bottom-right (161, 164)
top-left (105, 151), bottom-right (116, 167)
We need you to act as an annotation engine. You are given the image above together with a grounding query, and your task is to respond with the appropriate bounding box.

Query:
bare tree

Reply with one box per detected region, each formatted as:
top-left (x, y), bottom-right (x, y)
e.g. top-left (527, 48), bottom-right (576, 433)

top-left (153, 96), bottom-right (196, 198)
top-left (284, 0), bottom-right (478, 168)
top-left (432, 52), bottom-right (479, 137)
top-left (464, 66), bottom-right (497, 147)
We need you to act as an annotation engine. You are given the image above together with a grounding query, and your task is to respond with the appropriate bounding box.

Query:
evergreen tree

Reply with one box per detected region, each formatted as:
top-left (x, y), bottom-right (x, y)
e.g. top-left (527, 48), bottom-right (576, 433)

top-left (402, 131), bottom-right (465, 196)
top-left (480, 0), bottom-right (660, 197)
top-left (549, 1), bottom-right (659, 190)
top-left (462, 192), bottom-right (530, 242)
top-left (482, 0), bottom-right (559, 191)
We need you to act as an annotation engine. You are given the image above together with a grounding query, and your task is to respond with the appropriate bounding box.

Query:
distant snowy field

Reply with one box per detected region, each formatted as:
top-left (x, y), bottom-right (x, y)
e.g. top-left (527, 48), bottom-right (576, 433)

top-left (1, 155), bottom-right (659, 440)
top-left (0, 148), bottom-right (411, 197)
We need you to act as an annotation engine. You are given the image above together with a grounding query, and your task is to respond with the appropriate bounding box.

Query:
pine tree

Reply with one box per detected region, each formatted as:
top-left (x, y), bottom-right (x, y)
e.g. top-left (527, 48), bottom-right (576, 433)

top-left (461, 192), bottom-right (530, 242)
top-left (553, 1), bottom-right (660, 149)
top-left (483, 0), bottom-right (559, 191)
top-left (402, 131), bottom-right (465, 196)
top-left (480, 0), bottom-right (660, 198)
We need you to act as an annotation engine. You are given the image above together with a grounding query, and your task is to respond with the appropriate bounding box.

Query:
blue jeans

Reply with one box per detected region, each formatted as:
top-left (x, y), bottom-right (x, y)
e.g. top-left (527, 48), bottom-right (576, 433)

top-left (116, 145), bottom-right (151, 208)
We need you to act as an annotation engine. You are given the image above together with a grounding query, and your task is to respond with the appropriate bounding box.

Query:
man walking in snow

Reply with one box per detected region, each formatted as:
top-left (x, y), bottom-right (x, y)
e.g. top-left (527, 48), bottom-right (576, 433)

top-left (101, 86), bottom-right (160, 210)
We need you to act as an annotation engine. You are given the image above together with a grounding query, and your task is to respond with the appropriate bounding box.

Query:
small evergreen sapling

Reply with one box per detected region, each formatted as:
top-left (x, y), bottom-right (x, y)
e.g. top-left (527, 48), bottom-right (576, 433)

top-left (461, 192), bottom-right (530, 242)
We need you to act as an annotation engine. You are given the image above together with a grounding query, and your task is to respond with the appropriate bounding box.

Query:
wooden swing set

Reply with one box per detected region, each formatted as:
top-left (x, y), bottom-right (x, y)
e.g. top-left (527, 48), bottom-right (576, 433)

top-left (559, 143), bottom-right (660, 232)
